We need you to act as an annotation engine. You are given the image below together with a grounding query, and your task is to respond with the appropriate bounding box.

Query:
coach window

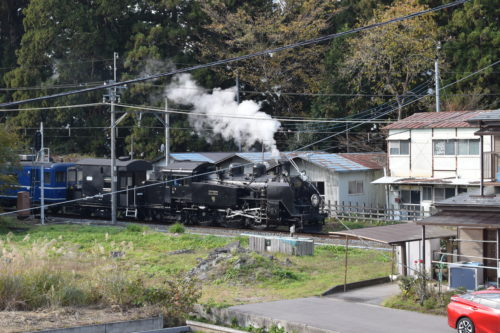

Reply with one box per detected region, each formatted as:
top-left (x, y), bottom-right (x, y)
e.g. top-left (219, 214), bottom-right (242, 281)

top-left (55, 171), bottom-right (65, 184)
top-left (44, 172), bottom-right (51, 184)
top-left (103, 177), bottom-right (111, 191)
top-left (67, 170), bottom-right (77, 182)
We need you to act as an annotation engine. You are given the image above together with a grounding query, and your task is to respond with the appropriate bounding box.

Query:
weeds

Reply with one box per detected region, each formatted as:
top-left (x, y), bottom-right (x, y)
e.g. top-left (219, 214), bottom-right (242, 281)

top-left (126, 224), bottom-right (149, 233)
top-left (169, 222), bottom-right (185, 234)
top-left (0, 236), bottom-right (201, 324)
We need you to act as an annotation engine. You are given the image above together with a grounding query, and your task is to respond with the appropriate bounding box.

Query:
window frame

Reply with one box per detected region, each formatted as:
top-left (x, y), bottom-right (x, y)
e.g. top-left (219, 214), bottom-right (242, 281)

top-left (389, 140), bottom-right (410, 156)
top-left (348, 180), bottom-right (364, 195)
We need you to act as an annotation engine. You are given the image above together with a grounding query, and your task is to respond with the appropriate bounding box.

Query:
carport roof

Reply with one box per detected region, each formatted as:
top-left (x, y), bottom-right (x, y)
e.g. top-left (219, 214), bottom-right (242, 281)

top-left (417, 211), bottom-right (500, 228)
top-left (330, 223), bottom-right (455, 245)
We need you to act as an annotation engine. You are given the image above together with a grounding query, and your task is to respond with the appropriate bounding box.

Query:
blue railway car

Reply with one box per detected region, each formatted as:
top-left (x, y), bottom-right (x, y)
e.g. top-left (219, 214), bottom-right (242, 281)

top-left (0, 161), bottom-right (74, 208)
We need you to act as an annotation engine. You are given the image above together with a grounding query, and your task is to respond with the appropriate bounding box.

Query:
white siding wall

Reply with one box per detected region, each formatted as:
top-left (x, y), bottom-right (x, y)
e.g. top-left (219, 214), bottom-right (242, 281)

top-left (290, 161), bottom-right (338, 205)
top-left (290, 161), bottom-right (384, 207)
top-left (410, 129), bottom-right (433, 177)
top-left (337, 169), bottom-right (385, 206)
top-left (388, 127), bottom-right (490, 179)
top-left (388, 129), bottom-right (411, 177)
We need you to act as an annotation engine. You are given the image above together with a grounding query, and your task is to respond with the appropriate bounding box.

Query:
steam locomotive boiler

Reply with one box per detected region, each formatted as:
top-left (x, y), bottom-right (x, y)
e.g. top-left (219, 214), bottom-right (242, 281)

top-left (138, 160), bottom-right (325, 230)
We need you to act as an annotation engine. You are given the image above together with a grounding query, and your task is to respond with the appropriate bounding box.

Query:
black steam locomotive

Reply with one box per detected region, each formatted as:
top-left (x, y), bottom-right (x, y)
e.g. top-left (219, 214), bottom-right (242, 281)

top-left (66, 158), bottom-right (325, 230)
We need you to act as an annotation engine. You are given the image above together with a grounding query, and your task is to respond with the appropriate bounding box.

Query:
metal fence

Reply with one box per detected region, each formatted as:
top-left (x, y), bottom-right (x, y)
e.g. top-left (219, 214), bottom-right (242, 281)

top-left (322, 201), bottom-right (433, 222)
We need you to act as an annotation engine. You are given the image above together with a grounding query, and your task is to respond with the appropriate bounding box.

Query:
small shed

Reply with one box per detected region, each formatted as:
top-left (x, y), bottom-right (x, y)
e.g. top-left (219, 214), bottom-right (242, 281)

top-left (330, 223), bottom-right (455, 277)
top-left (245, 234), bottom-right (314, 256)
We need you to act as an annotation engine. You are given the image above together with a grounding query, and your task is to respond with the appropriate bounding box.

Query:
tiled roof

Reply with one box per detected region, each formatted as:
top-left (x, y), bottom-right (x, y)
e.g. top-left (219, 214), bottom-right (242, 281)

top-left (383, 111), bottom-right (490, 130)
top-left (338, 153), bottom-right (386, 170)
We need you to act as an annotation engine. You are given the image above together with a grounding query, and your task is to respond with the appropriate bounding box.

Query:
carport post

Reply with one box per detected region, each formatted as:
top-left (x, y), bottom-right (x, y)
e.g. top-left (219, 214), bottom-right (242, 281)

top-left (391, 246), bottom-right (395, 277)
top-left (422, 225), bottom-right (426, 271)
top-left (344, 236), bottom-right (349, 292)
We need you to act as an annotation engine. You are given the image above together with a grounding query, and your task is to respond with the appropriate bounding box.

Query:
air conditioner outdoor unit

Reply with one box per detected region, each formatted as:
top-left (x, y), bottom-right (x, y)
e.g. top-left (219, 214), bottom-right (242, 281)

top-left (449, 262), bottom-right (484, 291)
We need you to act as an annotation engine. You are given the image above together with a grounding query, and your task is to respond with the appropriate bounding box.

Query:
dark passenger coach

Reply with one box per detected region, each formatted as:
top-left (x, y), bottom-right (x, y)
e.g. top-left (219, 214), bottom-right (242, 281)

top-left (66, 158), bottom-right (152, 217)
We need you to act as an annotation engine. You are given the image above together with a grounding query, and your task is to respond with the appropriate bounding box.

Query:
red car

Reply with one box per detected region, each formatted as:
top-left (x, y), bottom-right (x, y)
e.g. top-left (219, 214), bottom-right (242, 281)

top-left (447, 288), bottom-right (500, 333)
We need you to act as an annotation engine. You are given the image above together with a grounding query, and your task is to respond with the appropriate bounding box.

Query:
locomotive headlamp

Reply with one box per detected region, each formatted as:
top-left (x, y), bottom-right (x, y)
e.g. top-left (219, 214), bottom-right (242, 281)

top-left (311, 194), bottom-right (320, 207)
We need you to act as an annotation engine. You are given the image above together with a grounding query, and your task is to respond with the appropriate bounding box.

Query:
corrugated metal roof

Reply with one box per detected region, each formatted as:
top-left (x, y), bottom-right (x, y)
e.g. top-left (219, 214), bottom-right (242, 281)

top-left (418, 211), bottom-right (500, 228)
top-left (171, 153), bottom-right (214, 162)
top-left (372, 176), bottom-right (479, 186)
top-left (294, 153), bottom-right (372, 172)
top-left (383, 111), bottom-right (490, 130)
top-left (338, 153), bottom-right (386, 170)
top-left (330, 223), bottom-right (455, 244)
top-left (236, 152), bottom-right (278, 163)
top-left (467, 109), bottom-right (500, 123)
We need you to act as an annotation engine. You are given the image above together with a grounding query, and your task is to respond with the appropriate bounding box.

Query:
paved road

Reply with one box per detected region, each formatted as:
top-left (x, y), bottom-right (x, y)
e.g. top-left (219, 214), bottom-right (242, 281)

top-left (326, 283), bottom-right (400, 305)
top-left (230, 284), bottom-right (453, 333)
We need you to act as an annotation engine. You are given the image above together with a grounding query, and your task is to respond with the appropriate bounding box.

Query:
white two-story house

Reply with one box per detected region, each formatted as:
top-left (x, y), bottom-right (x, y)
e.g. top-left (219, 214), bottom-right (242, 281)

top-left (374, 111), bottom-right (493, 215)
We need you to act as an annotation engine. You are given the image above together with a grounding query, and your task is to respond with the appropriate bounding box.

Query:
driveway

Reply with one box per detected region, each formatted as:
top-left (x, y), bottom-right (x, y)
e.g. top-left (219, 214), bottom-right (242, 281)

top-left (229, 283), bottom-right (452, 333)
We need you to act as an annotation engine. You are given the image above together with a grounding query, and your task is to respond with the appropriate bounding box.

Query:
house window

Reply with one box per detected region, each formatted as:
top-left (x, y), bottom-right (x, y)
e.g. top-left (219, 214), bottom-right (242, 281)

top-left (433, 139), bottom-right (456, 155)
top-left (314, 181), bottom-right (325, 195)
top-left (457, 139), bottom-right (480, 155)
top-left (422, 187), bottom-right (432, 201)
top-left (434, 187), bottom-right (456, 201)
top-left (389, 140), bottom-right (410, 155)
top-left (348, 180), bottom-right (363, 195)
top-left (458, 187), bottom-right (468, 194)
top-left (401, 190), bottom-right (420, 204)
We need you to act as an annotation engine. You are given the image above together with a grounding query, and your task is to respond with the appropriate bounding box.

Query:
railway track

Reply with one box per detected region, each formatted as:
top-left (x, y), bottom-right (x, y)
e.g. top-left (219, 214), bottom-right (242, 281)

top-left (38, 215), bottom-right (392, 251)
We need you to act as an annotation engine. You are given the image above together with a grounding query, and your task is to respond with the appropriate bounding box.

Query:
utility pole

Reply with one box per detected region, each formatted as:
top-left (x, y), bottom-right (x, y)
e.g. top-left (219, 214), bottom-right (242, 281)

top-left (435, 42), bottom-right (441, 113)
top-left (39, 122), bottom-right (45, 225)
top-left (164, 98), bottom-right (170, 167)
top-left (110, 52), bottom-right (118, 224)
top-left (236, 74), bottom-right (242, 152)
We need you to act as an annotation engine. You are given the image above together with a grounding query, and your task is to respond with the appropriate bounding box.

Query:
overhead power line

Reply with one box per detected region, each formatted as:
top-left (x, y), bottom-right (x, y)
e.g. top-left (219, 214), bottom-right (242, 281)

top-left (0, 0), bottom-right (468, 109)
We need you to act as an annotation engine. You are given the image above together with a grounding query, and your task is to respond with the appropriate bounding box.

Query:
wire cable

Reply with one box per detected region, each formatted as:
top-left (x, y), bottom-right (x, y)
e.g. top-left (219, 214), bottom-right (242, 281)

top-left (0, 0), bottom-right (468, 109)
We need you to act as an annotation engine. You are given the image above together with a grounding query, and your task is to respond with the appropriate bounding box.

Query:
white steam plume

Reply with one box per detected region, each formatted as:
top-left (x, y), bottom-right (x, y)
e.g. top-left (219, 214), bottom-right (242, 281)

top-left (165, 74), bottom-right (281, 155)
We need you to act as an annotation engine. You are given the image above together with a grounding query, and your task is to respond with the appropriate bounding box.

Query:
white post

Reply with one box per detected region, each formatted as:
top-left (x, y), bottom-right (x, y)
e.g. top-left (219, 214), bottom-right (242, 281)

top-left (435, 42), bottom-right (441, 113)
top-left (236, 74), bottom-right (242, 152)
top-left (40, 122), bottom-right (45, 225)
top-left (110, 52), bottom-right (118, 224)
top-left (165, 99), bottom-right (170, 167)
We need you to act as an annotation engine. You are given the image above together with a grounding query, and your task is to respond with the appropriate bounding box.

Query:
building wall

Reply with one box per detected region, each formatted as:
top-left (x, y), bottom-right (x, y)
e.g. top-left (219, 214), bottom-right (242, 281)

top-left (337, 169), bottom-right (385, 206)
top-left (289, 161), bottom-right (338, 206)
top-left (289, 161), bottom-right (385, 208)
top-left (459, 228), bottom-right (484, 263)
top-left (388, 127), bottom-right (491, 179)
top-left (388, 129), bottom-right (411, 177)
top-left (395, 239), bottom-right (440, 276)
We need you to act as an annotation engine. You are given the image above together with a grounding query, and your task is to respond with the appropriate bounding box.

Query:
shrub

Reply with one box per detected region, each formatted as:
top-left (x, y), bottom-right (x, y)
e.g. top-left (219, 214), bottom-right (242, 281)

top-left (169, 222), bottom-right (185, 234)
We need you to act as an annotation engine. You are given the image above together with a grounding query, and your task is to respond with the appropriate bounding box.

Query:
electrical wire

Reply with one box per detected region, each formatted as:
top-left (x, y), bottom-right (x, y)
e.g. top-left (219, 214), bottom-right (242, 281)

top-left (0, 0), bottom-right (468, 109)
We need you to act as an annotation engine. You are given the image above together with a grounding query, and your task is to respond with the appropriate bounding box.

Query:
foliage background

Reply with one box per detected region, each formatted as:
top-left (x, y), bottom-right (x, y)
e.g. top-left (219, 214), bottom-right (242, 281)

top-left (0, 0), bottom-right (498, 157)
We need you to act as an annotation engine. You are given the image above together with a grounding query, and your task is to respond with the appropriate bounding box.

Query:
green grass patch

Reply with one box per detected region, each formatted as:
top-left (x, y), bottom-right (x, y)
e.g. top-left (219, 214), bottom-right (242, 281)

top-left (169, 222), bottom-right (186, 233)
top-left (323, 218), bottom-right (402, 232)
top-left (0, 223), bottom-right (392, 308)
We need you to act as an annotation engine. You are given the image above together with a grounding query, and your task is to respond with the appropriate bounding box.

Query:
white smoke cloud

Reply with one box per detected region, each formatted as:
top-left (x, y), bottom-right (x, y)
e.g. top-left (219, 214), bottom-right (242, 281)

top-left (165, 74), bottom-right (281, 155)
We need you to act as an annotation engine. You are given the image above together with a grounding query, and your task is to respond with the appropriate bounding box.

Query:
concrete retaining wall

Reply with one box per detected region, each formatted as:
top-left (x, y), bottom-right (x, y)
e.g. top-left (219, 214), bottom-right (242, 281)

top-left (321, 276), bottom-right (391, 296)
top-left (192, 305), bottom-right (336, 333)
top-left (28, 316), bottom-right (163, 333)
